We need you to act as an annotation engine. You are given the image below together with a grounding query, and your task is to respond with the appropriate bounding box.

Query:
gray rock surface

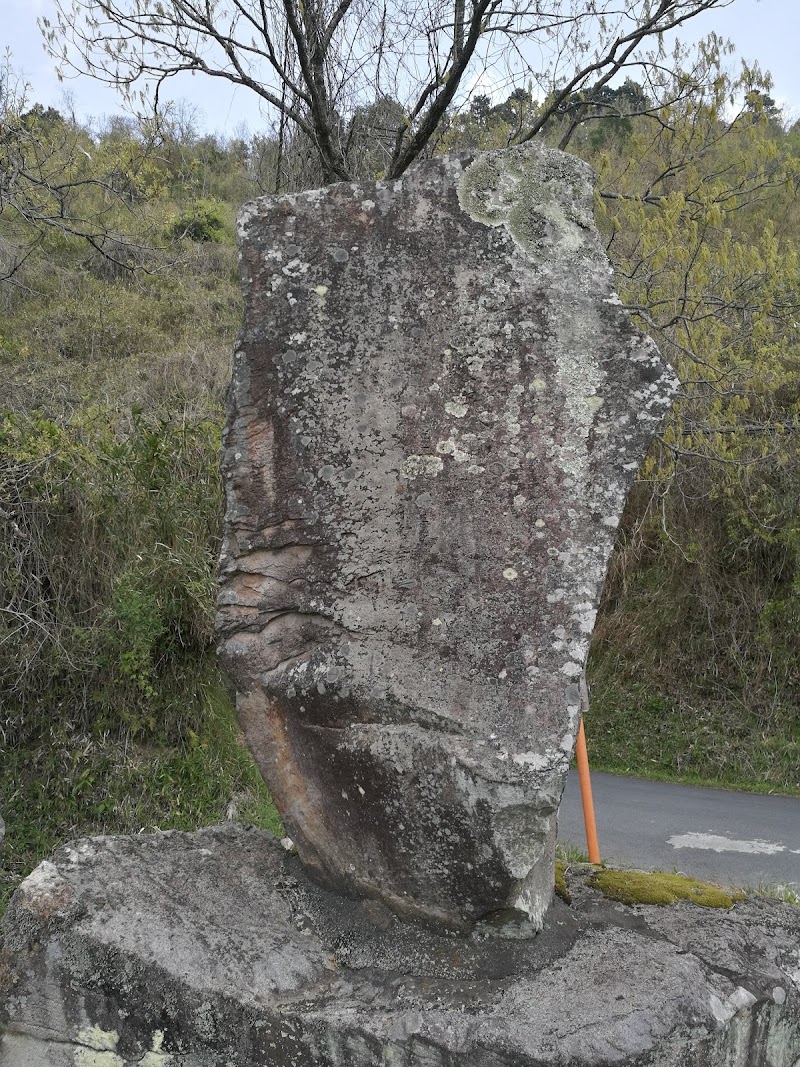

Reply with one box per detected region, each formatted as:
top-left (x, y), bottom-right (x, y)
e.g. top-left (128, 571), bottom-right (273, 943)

top-left (216, 145), bottom-right (678, 930)
top-left (2, 825), bottom-right (799, 1066)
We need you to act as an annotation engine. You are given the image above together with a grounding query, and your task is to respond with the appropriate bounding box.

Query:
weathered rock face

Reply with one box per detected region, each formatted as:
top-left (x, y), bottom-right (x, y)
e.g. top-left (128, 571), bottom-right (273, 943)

top-left (2, 826), bottom-right (800, 1067)
top-left (217, 144), bottom-right (678, 930)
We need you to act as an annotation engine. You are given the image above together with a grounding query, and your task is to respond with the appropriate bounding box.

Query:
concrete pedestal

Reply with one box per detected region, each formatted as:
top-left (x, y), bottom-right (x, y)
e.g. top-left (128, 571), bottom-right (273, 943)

top-left (2, 824), bottom-right (798, 1066)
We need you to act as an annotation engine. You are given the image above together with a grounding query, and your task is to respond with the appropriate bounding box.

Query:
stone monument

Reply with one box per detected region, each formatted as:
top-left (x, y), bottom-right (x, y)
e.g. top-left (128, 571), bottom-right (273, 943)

top-left (5, 147), bottom-right (796, 1067)
top-left (216, 143), bottom-right (676, 931)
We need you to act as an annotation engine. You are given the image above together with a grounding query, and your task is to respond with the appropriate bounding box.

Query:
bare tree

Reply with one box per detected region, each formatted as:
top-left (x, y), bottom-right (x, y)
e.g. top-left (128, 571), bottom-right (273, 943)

top-left (43, 0), bottom-right (735, 183)
top-left (0, 58), bottom-right (166, 282)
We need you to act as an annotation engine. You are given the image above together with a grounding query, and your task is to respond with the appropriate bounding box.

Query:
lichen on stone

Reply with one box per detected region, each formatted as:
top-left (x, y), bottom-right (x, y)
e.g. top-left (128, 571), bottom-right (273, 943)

top-left (217, 149), bottom-right (678, 935)
top-left (457, 143), bottom-right (595, 257)
top-left (74, 1025), bottom-right (124, 1067)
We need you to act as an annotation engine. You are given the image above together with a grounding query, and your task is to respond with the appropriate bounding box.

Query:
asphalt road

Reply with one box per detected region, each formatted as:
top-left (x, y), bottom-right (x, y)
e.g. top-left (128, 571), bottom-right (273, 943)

top-left (557, 769), bottom-right (800, 893)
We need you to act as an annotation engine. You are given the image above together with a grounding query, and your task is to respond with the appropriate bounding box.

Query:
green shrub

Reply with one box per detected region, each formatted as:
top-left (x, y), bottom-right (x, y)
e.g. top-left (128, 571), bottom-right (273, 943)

top-left (169, 198), bottom-right (228, 242)
top-left (0, 401), bottom-right (289, 917)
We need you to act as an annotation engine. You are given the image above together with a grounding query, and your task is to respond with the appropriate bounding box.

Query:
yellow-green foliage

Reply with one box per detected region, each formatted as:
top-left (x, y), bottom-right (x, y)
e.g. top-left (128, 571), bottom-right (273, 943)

top-left (169, 198), bottom-right (230, 243)
top-left (589, 869), bottom-right (745, 908)
top-left (577, 60), bottom-right (800, 792)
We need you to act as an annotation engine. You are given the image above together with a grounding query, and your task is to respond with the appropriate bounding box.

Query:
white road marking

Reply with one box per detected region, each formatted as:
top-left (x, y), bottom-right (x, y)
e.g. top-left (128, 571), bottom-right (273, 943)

top-left (667, 832), bottom-right (787, 855)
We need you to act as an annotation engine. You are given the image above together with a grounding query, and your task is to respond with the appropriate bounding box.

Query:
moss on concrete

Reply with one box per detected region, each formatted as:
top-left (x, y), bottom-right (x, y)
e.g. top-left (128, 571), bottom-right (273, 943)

top-left (589, 869), bottom-right (746, 909)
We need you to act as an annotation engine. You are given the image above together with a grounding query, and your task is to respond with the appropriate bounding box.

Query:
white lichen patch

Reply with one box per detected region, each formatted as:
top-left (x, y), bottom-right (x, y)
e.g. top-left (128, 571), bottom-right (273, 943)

top-left (402, 454), bottom-right (444, 478)
top-left (74, 1026), bottom-right (124, 1067)
top-left (551, 318), bottom-right (605, 488)
top-left (572, 604), bottom-right (597, 635)
top-left (503, 567), bottom-right (519, 581)
top-left (444, 401), bottom-right (468, 418)
top-left (512, 752), bottom-right (551, 770)
top-left (282, 258), bottom-right (310, 277)
top-left (140, 1031), bottom-right (173, 1067)
top-left (436, 438), bottom-right (470, 463)
top-left (20, 859), bottom-right (64, 891)
top-left (560, 661), bottom-right (583, 678)
top-left (456, 143), bottom-right (595, 259)
top-left (235, 200), bottom-right (260, 240)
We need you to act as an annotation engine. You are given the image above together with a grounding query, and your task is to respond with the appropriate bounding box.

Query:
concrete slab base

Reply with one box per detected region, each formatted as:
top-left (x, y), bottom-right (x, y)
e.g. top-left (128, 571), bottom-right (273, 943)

top-left (1, 824), bottom-right (799, 1066)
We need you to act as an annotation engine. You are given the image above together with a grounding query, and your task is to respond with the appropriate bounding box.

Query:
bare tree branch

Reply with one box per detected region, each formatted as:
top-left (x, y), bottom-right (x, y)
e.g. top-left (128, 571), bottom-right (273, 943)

top-left (42, 0), bottom-right (736, 182)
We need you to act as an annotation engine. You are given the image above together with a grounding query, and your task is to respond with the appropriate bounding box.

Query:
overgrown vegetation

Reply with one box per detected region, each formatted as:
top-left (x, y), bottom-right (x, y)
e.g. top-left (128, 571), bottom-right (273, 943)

top-left (1, 409), bottom-right (222, 732)
top-left (582, 79), bottom-right (800, 792)
top-left (0, 84), bottom-right (277, 911)
top-left (1, 32), bottom-right (799, 909)
top-left (1, 677), bottom-right (282, 915)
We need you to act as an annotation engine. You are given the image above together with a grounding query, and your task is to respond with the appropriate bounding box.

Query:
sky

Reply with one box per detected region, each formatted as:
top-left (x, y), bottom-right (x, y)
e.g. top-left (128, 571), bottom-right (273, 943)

top-left (3, 0), bottom-right (799, 138)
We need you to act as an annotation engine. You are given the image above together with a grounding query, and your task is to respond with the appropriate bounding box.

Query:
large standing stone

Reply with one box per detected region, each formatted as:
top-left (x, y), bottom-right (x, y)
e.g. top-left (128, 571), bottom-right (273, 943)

top-left (217, 144), bottom-right (677, 930)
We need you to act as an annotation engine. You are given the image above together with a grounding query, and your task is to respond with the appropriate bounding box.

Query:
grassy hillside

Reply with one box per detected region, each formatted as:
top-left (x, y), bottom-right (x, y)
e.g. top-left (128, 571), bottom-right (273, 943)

top-left (0, 111), bottom-right (282, 912)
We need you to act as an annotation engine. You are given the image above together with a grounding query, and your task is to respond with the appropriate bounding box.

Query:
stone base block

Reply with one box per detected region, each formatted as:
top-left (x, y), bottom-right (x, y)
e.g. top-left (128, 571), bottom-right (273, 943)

top-left (1, 824), bottom-right (799, 1066)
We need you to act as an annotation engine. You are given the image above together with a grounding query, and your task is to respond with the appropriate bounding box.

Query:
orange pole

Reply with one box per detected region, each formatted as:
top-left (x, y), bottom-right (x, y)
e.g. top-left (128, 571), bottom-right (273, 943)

top-left (576, 717), bottom-right (601, 864)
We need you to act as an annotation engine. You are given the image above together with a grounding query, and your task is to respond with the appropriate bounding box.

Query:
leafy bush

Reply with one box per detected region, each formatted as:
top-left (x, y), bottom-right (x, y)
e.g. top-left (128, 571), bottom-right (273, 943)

top-left (0, 403), bottom-right (290, 913)
top-left (169, 198), bottom-right (228, 242)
